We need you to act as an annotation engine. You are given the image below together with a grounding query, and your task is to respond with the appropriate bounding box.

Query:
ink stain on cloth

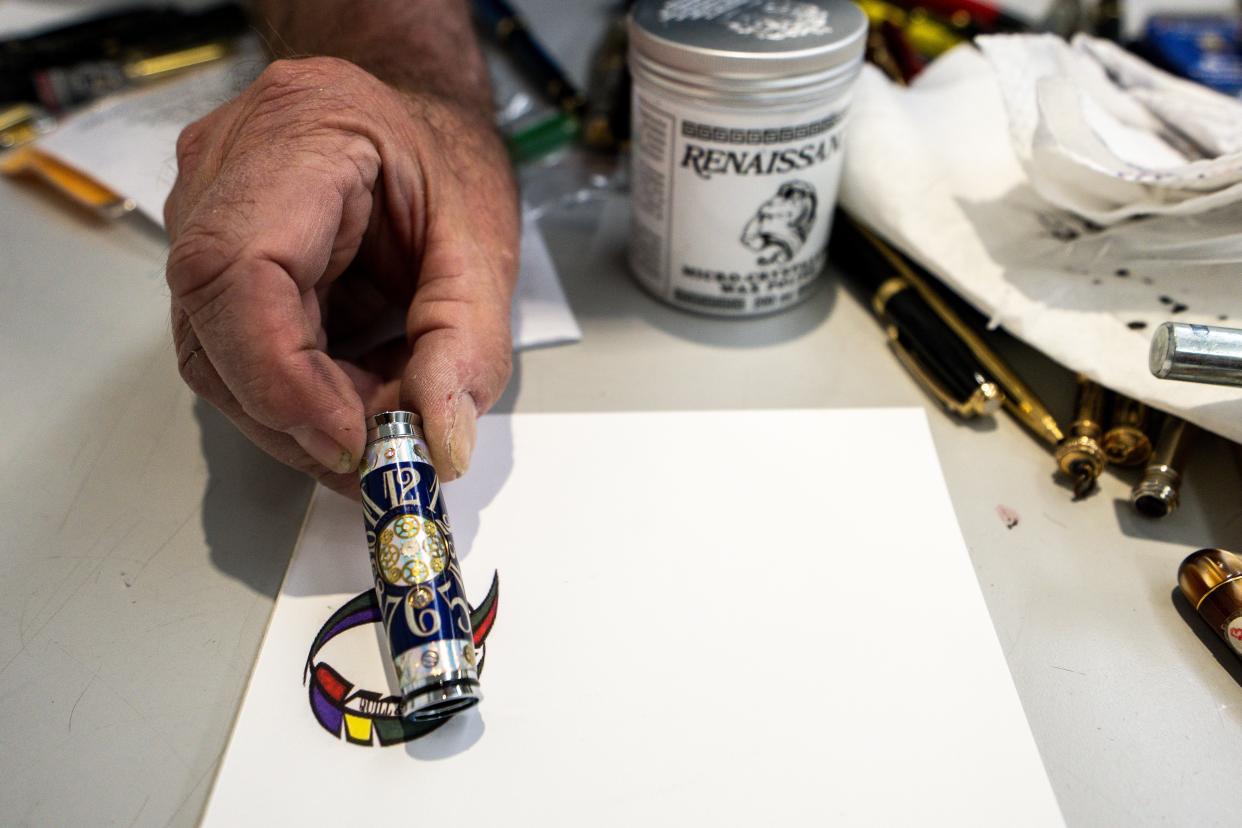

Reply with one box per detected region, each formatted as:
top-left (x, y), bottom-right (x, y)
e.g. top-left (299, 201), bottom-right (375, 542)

top-left (996, 504), bottom-right (1020, 530)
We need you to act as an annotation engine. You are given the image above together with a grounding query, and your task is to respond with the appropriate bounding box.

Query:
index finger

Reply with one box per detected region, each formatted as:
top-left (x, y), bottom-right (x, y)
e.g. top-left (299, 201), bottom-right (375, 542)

top-left (166, 138), bottom-right (380, 472)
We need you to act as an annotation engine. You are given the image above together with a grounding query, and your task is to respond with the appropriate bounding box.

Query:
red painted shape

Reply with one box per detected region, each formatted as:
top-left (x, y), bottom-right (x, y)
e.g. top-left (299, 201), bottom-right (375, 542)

top-left (473, 600), bottom-right (498, 646)
top-left (316, 663), bottom-right (349, 701)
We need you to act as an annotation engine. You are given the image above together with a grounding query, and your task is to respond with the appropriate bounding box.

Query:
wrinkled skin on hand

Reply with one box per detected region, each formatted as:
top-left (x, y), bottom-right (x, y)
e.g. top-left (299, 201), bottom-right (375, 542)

top-left (165, 57), bottom-right (519, 497)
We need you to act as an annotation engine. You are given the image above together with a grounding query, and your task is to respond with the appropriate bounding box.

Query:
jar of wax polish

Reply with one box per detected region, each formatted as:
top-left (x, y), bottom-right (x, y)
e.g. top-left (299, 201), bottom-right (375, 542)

top-left (628, 0), bottom-right (867, 317)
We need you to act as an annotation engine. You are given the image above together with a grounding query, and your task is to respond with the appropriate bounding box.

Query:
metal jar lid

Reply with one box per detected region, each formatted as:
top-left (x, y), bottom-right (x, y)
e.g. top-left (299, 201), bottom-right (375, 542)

top-left (1178, 548), bottom-right (1242, 609)
top-left (630, 0), bottom-right (867, 96)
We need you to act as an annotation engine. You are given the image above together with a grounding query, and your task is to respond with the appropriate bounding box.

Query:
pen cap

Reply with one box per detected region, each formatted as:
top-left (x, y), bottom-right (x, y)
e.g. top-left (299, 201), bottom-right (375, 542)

top-left (630, 0), bottom-right (867, 103)
top-left (1178, 548), bottom-right (1242, 610)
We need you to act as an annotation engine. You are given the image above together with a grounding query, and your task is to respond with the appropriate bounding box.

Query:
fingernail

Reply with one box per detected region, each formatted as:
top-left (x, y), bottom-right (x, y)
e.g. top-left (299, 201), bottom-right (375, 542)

top-left (447, 392), bottom-right (478, 477)
top-left (290, 426), bottom-right (355, 475)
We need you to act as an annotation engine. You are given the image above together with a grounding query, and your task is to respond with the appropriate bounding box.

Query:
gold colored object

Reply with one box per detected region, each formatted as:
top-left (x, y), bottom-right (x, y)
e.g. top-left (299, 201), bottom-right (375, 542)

top-left (1178, 548), bottom-right (1242, 658)
top-left (871, 276), bottom-right (909, 315)
top-left (124, 42), bottom-right (232, 82)
top-left (0, 103), bottom-right (55, 150)
top-left (1132, 415), bottom-right (1196, 518)
top-left (857, 224), bottom-right (1062, 445)
top-left (0, 147), bottom-right (134, 217)
top-left (1102, 394), bottom-right (1153, 467)
top-left (855, 0), bottom-right (964, 57)
top-left (1055, 376), bottom-right (1107, 498)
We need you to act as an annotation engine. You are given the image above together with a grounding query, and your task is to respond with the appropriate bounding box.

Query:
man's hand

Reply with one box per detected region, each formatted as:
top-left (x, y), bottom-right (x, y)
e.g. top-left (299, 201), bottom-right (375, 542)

top-left (165, 55), bottom-right (519, 496)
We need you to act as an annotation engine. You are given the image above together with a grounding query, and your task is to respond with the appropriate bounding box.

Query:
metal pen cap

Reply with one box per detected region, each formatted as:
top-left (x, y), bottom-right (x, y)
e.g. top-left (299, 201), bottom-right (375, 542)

top-left (1150, 322), bottom-right (1242, 388)
top-left (1131, 415), bottom-right (1196, 518)
top-left (1179, 548), bottom-right (1242, 610)
top-left (1102, 394), bottom-right (1152, 467)
top-left (359, 409), bottom-right (481, 721)
top-left (366, 410), bottom-right (423, 443)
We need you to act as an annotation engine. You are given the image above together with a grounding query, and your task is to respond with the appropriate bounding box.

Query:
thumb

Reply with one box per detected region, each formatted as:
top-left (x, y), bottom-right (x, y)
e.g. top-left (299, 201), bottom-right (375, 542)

top-left (400, 213), bottom-right (519, 481)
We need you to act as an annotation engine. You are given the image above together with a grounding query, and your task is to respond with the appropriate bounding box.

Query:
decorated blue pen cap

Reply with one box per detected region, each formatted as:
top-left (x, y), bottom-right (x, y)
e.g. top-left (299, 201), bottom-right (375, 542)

top-left (359, 411), bottom-right (481, 721)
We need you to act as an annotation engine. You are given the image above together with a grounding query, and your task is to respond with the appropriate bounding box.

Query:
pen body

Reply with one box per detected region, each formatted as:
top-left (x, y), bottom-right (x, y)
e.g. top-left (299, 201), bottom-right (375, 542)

top-left (830, 216), bottom-right (997, 414)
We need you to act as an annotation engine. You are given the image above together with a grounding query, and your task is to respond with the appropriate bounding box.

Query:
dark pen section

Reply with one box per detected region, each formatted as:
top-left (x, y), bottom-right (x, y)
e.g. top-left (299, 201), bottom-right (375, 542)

top-left (0, 4), bottom-right (248, 104)
top-left (830, 214), bottom-right (995, 410)
top-left (472, 0), bottom-right (586, 115)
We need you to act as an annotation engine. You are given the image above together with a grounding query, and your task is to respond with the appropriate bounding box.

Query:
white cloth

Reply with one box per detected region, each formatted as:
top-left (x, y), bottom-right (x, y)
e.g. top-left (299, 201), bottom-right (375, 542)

top-left (979, 34), bottom-right (1242, 224)
top-left (840, 41), bottom-right (1242, 444)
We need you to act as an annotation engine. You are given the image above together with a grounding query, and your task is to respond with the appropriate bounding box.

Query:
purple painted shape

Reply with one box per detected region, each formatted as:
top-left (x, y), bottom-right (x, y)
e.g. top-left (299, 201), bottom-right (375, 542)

top-left (310, 684), bottom-right (345, 735)
top-left (324, 608), bottom-right (381, 643)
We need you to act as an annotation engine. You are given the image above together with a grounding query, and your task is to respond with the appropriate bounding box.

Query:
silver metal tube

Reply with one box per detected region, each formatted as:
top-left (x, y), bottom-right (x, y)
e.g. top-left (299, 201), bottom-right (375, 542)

top-left (1150, 322), bottom-right (1242, 388)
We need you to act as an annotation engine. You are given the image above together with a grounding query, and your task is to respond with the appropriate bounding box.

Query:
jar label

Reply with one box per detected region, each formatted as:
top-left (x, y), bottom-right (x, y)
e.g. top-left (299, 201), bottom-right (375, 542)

top-left (630, 88), bottom-right (851, 315)
top-left (1226, 615), bottom-right (1242, 655)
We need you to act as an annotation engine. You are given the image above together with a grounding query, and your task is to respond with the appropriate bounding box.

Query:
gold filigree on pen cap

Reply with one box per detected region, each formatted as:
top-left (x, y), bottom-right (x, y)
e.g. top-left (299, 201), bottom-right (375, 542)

top-left (1102, 394), bottom-right (1153, 467)
top-left (1055, 375), bottom-right (1107, 499)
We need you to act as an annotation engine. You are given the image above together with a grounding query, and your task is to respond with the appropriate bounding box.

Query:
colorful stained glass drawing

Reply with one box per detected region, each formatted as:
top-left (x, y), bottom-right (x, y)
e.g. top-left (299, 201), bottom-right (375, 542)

top-left (303, 572), bottom-right (499, 746)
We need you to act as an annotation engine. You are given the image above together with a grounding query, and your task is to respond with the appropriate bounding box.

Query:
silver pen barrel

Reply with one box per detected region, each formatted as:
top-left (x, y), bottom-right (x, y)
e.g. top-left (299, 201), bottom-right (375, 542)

top-left (1150, 322), bottom-right (1242, 388)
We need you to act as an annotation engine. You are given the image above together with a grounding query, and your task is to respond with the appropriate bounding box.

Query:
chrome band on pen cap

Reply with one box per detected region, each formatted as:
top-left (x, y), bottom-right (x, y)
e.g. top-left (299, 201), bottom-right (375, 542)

top-left (359, 411), bottom-right (481, 721)
top-left (1150, 322), bottom-right (1242, 389)
top-left (1132, 415), bottom-right (1196, 519)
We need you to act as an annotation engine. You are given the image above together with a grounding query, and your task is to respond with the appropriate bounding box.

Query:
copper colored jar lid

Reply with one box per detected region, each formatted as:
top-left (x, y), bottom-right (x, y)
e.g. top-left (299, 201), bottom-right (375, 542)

top-left (1178, 548), bottom-right (1242, 609)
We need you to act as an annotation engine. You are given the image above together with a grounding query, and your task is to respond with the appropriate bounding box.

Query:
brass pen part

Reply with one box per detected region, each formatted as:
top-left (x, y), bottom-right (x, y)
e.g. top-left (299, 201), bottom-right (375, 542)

top-left (857, 225), bottom-right (1062, 444)
top-left (1055, 376), bottom-right (1107, 499)
top-left (0, 103), bottom-right (54, 150)
top-left (1102, 394), bottom-right (1153, 467)
top-left (124, 42), bottom-right (233, 82)
top-left (1132, 415), bottom-right (1197, 518)
top-left (855, 0), bottom-right (965, 58)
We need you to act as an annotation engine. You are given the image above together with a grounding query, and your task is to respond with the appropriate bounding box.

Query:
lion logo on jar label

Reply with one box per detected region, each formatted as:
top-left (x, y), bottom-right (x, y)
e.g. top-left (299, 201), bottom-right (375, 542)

top-left (740, 180), bottom-right (818, 265)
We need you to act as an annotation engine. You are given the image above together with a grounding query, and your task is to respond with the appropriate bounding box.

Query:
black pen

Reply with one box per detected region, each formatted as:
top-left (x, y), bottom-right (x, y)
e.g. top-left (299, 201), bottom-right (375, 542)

top-left (830, 213), bottom-right (1003, 418)
top-left (471, 0), bottom-right (586, 116)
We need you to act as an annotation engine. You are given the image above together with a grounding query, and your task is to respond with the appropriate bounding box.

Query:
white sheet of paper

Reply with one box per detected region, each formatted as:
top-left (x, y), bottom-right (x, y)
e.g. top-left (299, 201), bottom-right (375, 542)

top-left (202, 410), bottom-right (1062, 826)
top-left (33, 51), bottom-right (580, 352)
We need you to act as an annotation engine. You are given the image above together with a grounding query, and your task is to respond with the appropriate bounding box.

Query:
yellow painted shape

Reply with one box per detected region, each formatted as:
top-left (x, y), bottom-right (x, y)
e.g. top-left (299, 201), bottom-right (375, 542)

top-left (343, 712), bottom-right (373, 744)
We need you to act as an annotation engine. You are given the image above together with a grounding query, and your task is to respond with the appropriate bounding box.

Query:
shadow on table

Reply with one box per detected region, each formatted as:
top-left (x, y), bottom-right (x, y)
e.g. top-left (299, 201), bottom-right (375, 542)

top-left (194, 399), bottom-right (312, 595)
top-left (194, 355), bottom-right (524, 593)
top-left (1170, 587), bottom-right (1242, 690)
top-left (1109, 433), bottom-right (1242, 550)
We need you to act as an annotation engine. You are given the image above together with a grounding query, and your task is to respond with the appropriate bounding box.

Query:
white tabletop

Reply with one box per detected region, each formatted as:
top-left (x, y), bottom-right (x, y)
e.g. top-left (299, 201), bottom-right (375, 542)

top-left (3, 2), bottom-right (1242, 825)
